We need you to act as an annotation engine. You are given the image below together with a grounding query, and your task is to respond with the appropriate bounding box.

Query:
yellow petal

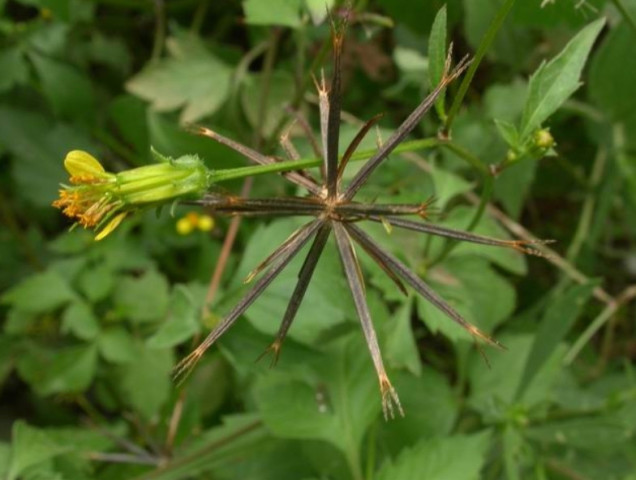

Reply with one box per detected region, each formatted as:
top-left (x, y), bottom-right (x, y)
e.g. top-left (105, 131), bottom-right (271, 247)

top-left (176, 217), bottom-right (194, 235)
top-left (64, 150), bottom-right (106, 178)
top-left (197, 215), bottom-right (214, 232)
top-left (95, 212), bottom-right (127, 241)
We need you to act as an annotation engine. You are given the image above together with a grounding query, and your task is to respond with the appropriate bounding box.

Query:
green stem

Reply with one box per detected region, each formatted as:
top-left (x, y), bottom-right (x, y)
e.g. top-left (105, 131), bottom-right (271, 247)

top-left (207, 138), bottom-right (440, 184)
top-left (444, 0), bottom-right (517, 134)
top-left (150, 0), bottom-right (166, 62)
top-left (428, 143), bottom-right (493, 266)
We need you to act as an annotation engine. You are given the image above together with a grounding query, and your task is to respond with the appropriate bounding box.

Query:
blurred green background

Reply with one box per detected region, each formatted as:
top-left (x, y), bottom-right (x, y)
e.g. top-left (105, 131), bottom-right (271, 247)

top-left (1, 0), bottom-right (635, 479)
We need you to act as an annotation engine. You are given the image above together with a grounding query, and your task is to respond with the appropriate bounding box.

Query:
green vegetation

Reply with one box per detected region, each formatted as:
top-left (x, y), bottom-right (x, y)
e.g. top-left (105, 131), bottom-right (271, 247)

top-left (1, 1), bottom-right (636, 479)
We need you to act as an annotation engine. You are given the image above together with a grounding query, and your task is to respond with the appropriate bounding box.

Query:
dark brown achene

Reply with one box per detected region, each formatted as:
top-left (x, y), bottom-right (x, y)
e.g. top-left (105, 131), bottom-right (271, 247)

top-left (174, 25), bottom-right (549, 419)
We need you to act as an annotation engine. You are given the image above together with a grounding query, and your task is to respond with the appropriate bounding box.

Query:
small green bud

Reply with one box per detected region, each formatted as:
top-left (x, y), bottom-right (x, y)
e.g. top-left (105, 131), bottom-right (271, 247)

top-left (533, 129), bottom-right (555, 150)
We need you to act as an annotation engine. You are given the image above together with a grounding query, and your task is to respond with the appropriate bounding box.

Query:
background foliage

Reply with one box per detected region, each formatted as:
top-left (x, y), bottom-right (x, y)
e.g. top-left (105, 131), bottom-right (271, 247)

top-left (1, 0), bottom-right (636, 479)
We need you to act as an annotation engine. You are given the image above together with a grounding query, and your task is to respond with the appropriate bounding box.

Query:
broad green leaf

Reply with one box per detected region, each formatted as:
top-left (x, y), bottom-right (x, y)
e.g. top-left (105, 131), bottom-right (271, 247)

top-left (87, 31), bottom-right (132, 75)
top-left (98, 327), bottom-right (137, 364)
top-left (468, 334), bottom-right (566, 413)
top-left (241, 71), bottom-right (296, 139)
top-left (519, 18), bottom-right (605, 139)
top-left (126, 35), bottom-right (232, 123)
top-left (428, 5), bottom-right (447, 118)
top-left (304, 0), bottom-right (335, 24)
top-left (29, 52), bottom-right (95, 122)
top-left (254, 334), bottom-right (380, 460)
top-left (417, 257), bottom-right (516, 343)
top-left (243, 0), bottom-right (303, 28)
top-left (0, 106), bottom-right (95, 206)
top-left (114, 269), bottom-right (169, 323)
top-left (1, 270), bottom-right (75, 313)
top-left (117, 343), bottom-right (173, 419)
top-left (146, 285), bottom-right (200, 348)
top-left (16, 344), bottom-right (98, 395)
top-left (61, 300), bottom-right (100, 340)
top-left (516, 282), bottom-right (596, 399)
top-left (375, 432), bottom-right (491, 480)
top-left (77, 263), bottom-right (115, 303)
top-left (589, 23), bottom-right (636, 148)
top-left (430, 163), bottom-right (473, 209)
top-left (378, 369), bottom-right (458, 455)
top-left (0, 48), bottom-right (29, 92)
top-left (7, 422), bottom-right (71, 480)
top-left (526, 415), bottom-right (635, 452)
top-left (384, 299), bottom-right (421, 376)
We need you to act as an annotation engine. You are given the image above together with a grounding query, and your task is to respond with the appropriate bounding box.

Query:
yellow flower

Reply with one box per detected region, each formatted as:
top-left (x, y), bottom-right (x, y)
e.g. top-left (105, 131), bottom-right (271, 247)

top-left (176, 212), bottom-right (214, 235)
top-left (53, 150), bottom-right (211, 240)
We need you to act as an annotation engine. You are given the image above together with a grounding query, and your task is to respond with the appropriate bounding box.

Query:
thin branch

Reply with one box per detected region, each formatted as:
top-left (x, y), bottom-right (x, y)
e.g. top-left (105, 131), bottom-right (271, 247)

top-left (326, 27), bottom-right (344, 197)
top-left (345, 223), bottom-right (503, 349)
top-left (190, 126), bottom-right (322, 195)
top-left (333, 222), bottom-right (403, 419)
top-left (343, 52), bottom-right (471, 200)
top-left (338, 113), bottom-right (384, 183)
top-left (243, 220), bottom-right (321, 284)
top-left (173, 219), bottom-right (324, 382)
top-left (370, 216), bottom-right (553, 258)
top-left (258, 224), bottom-right (332, 365)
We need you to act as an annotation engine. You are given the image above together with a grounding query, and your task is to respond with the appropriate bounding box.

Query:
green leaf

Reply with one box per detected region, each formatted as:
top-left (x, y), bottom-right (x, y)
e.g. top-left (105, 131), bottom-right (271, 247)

top-left (494, 118), bottom-right (520, 148)
top-left (98, 327), bottom-right (137, 364)
top-left (589, 22), bottom-right (636, 148)
top-left (375, 432), bottom-right (491, 480)
top-left (430, 163), bottom-right (473, 209)
top-left (0, 106), bottom-right (95, 207)
top-left (16, 344), bottom-right (98, 395)
top-left (468, 334), bottom-right (566, 413)
top-left (526, 415), bottom-right (635, 452)
top-left (304, 0), bottom-right (335, 25)
top-left (417, 257), bottom-right (516, 343)
top-left (243, 0), bottom-right (303, 28)
top-left (254, 334), bottom-right (380, 460)
top-left (516, 282), bottom-right (596, 398)
top-left (2, 270), bottom-right (75, 314)
top-left (117, 343), bottom-right (173, 419)
top-left (384, 299), bottom-right (421, 376)
top-left (61, 300), bottom-right (100, 340)
top-left (428, 4), bottom-right (447, 118)
top-left (519, 18), bottom-right (605, 139)
top-left (77, 263), bottom-right (115, 303)
top-left (146, 285), bottom-right (200, 349)
top-left (114, 269), bottom-right (169, 324)
top-left (29, 52), bottom-right (95, 122)
top-left (378, 369), bottom-right (458, 454)
top-left (241, 71), bottom-right (296, 139)
top-left (126, 35), bottom-right (232, 123)
top-left (0, 48), bottom-right (29, 92)
top-left (7, 421), bottom-right (71, 480)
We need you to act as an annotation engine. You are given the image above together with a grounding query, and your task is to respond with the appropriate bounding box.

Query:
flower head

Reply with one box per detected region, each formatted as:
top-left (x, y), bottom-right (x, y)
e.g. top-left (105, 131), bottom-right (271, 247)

top-left (53, 150), bottom-right (211, 240)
